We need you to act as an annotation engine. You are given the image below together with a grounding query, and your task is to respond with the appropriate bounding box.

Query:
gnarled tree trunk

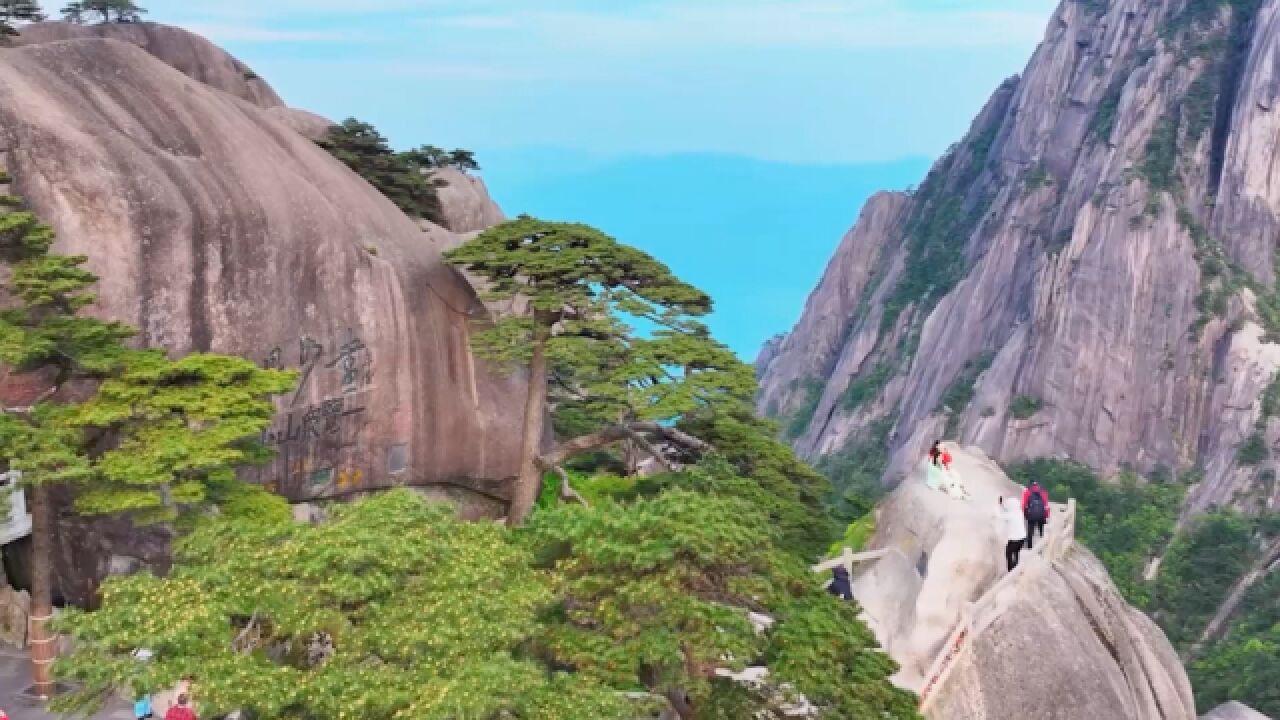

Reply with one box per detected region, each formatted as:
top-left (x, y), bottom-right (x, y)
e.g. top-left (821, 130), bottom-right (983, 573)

top-left (508, 326), bottom-right (549, 526)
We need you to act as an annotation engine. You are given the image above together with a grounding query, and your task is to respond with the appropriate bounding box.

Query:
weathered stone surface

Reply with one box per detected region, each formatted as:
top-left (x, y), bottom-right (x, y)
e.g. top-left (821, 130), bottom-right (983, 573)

top-left (853, 445), bottom-right (1194, 720)
top-left (0, 586), bottom-right (29, 647)
top-left (432, 167), bottom-right (505, 235)
top-left (17, 22), bottom-right (284, 109)
top-left (265, 106), bottom-right (334, 142)
top-left (757, 0), bottom-right (1280, 517)
top-left (1202, 702), bottom-right (1273, 720)
top-left (0, 32), bottom-right (525, 599)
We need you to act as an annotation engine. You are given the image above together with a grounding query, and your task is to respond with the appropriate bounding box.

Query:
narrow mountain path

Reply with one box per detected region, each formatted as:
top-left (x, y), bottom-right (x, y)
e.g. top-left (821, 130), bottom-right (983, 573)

top-left (915, 497), bottom-right (1078, 713)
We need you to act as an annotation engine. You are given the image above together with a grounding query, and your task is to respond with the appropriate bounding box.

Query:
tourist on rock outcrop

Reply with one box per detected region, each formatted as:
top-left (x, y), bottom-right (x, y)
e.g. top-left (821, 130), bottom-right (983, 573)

top-left (928, 441), bottom-right (952, 471)
top-left (164, 694), bottom-right (197, 720)
top-left (827, 565), bottom-right (853, 600)
top-left (1022, 481), bottom-right (1051, 549)
top-left (999, 496), bottom-right (1026, 571)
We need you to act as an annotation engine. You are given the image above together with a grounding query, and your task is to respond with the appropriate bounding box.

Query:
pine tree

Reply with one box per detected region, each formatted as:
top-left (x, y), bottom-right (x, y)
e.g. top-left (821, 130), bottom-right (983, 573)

top-left (61, 0), bottom-right (145, 24)
top-left (52, 489), bottom-right (639, 719)
top-left (0, 172), bottom-right (293, 698)
top-left (317, 119), bottom-right (444, 224)
top-left (444, 217), bottom-right (727, 524)
top-left (400, 144), bottom-right (449, 170)
top-left (0, 0), bottom-right (44, 37)
top-left (447, 148), bottom-right (479, 172)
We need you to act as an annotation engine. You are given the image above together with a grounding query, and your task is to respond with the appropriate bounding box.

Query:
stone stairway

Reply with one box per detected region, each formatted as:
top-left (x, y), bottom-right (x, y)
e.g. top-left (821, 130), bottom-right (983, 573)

top-left (915, 498), bottom-right (1078, 713)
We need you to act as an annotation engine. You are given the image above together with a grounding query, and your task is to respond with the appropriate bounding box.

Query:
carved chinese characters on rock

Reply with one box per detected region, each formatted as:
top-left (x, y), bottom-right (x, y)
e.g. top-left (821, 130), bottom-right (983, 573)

top-left (258, 329), bottom-right (375, 499)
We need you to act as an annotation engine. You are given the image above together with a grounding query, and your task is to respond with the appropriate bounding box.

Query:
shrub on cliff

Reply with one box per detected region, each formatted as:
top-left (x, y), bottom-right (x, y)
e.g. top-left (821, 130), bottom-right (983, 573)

top-left (317, 118), bottom-right (445, 225)
top-left (61, 0), bottom-right (145, 23)
top-left (0, 0), bottom-right (43, 37)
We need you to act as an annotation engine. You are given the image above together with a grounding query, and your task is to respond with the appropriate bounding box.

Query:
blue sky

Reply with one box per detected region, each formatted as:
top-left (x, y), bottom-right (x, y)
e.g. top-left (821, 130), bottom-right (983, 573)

top-left (95, 0), bottom-right (1060, 357)
top-left (130, 0), bottom-right (1058, 164)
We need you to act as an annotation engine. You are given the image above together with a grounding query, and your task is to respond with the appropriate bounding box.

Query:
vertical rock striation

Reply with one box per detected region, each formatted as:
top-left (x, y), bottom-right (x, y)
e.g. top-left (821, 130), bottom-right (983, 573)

top-left (759, 0), bottom-right (1280, 519)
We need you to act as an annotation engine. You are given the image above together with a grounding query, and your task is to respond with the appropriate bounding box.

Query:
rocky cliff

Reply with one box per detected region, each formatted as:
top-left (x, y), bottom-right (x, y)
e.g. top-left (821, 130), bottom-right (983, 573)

top-left (0, 25), bottom-right (523, 602)
top-left (854, 445), bottom-right (1195, 720)
top-left (1203, 703), bottom-right (1274, 720)
top-left (758, 0), bottom-right (1280, 519)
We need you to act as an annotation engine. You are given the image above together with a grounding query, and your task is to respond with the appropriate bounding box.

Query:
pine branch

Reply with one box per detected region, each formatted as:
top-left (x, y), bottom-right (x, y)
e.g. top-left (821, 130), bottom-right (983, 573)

top-left (538, 421), bottom-right (711, 469)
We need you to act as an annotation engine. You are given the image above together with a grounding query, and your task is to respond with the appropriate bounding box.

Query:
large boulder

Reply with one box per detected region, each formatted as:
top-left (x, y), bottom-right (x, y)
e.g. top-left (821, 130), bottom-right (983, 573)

top-left (431, 167), bottom-right (505, 235)
top-left (0, 34), bottom-right (525, 602)
top-left (17, 21), bottom-right (284, 109)
top-left (852, 445), bottom-right (1195, 720)
top-left (1202, 703), bottom-right (1273, 720)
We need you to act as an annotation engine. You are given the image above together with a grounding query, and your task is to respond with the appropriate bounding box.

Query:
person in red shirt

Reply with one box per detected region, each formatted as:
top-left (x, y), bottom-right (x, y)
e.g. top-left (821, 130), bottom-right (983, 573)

top-left (1021, 481), bottom-right (1051, 549)
top-left (164, 694), bottom-right (197, 720)
top-left (928, 441), bottom-right (954, 471)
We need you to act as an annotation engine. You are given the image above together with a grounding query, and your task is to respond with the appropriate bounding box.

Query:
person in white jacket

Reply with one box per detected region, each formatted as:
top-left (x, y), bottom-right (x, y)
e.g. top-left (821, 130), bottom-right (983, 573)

top-left (999, 495), bottom-right (1027, 572)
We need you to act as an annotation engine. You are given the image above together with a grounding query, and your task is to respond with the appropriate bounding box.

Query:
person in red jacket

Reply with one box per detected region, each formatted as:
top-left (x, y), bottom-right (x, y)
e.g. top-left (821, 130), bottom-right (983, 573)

top-left (1022, 481), bottom-right (1051, 549)
top-left (164, 695), bottom-right (197, 720)
top-left (928, 441), bottom-right (953, 471)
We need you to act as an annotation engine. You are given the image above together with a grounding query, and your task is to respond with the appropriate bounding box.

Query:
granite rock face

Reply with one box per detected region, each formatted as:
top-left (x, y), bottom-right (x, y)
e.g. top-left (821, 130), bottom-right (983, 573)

top-left (759, 0), bottom-right (1280, 518)
top-left (1202, 702), bottom-right (1274, 720)
top-left (853, 445), bottom-right (1195, 720)
top-left (432, 167), bottom-right (505, 235)
top-left (0, 29), bottom-right (523, 600)
top-left (17, 22), bottom-right (285, 109)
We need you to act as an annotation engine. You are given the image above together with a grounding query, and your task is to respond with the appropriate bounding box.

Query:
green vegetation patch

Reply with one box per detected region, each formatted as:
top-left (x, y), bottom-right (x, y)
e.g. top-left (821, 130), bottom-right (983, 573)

top-left (1237, 432), bottom-right (1268, 465)
top-left (1010, 395), bottom-right (1043, 419)
top-left (1190, 549), bottom-right (1280, 717)
top-left (785, 378), bottom-right (826, 440)
top-left (879, 123), bottom-right (1000, 335)
top-left (1151, 511), bottom-right (1257, 648)
top-left (936, 352), bottom-right (995, 437)
top-left (829, 512), bottom-right (877, 556)
top-left (841, 363), bottom-right (893, 412)
top-left (818, 418), bottom-right (894, 525)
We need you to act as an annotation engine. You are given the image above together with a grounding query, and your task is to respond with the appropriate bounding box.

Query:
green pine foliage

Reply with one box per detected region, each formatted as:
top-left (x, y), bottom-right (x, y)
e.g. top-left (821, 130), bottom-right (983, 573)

top-left (0, 186), bottom-right (294, 515)
top-left (52, 205), bottom-right (914, 716)
top-left (1009, 395), bottom-right (1042, 419)
top-left (67, 351), bottom-right (294, 522)
top-left (829, 512), bottom-right (876, 556)
top-left (817, 418), bottom-right (893, 525)
top-left (1190, 565), bottom-right (1280, 716)
top-left (0, 0), bottom-right (44, 36)
top-left (1088, 77), bottom-right (1125, 145)
top-left (317, 119), bottom-right (445, 224)
top-left (1150, 511), bottom-right (1256, 649)
top-left (878, 123), bottom-right (999, 334)
top-left (446, 216), bottom-right (749, 523)
top-left (784, 378), bottom-right (824, 440)
top-left (936, 352), bottom-right (994, 437)
top-left (527, 464), bottom-right (917, 719)
top-left (54, 489), bottom-right (637, 719)
top-left (400, 145), bottom-right (480, 173)
top-left (61, 0), bottom-right (145, 23)
top-left (1236, 432), bottom-right (1268, 465)
top-left (841, 363), bottom-right (892, 412)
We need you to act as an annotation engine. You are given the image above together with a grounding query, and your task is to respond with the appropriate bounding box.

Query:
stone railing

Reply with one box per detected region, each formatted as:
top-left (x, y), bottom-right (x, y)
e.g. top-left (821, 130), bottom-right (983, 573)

top-left (916, 498), bottom-right (1077, 714)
